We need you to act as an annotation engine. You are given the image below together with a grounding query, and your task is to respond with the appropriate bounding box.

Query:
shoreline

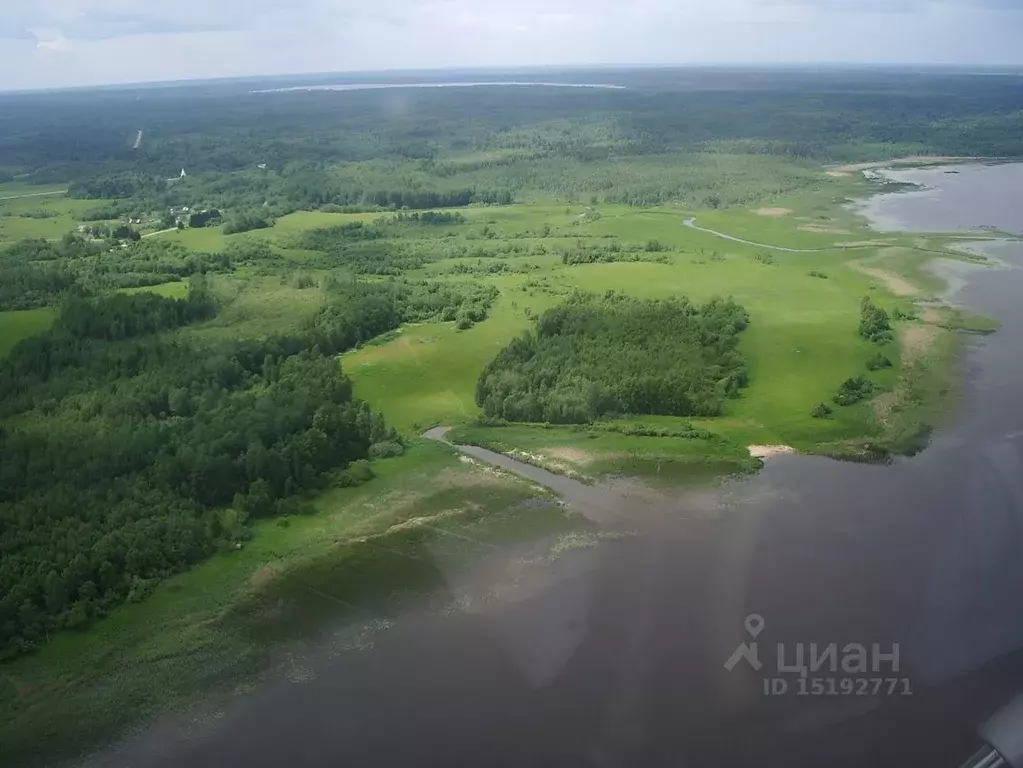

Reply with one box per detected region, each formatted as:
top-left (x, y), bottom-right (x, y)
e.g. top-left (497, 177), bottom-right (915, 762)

top-left (850, 163), bottom-right (1021, 457)
top-left (826, 155), bottom-right (987, 176)
top-left (854, 161), bottom-right (1023, 239)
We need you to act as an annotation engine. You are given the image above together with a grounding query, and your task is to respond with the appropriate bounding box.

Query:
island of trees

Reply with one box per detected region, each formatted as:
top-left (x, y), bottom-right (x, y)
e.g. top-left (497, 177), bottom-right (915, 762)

top-left (476, 292), bottom-right (749, 423)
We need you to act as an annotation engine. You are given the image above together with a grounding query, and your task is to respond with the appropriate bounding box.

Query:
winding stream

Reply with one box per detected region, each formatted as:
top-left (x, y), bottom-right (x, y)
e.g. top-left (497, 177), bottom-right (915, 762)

top-left (87, 165), bottom-right (1023, 768)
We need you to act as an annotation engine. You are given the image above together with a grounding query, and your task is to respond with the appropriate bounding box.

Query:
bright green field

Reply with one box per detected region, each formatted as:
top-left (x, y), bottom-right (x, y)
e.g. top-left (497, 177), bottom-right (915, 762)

top-left (0, 308), bottom-right (55, 356)
top-left (0, 194), bottom-right (95, 244)
top-left (344, 191), bottom-right (929, 454)
top-left (344, 288), bottom-right (543, 432)
top-left (121, 281), bottom-right (190, 298)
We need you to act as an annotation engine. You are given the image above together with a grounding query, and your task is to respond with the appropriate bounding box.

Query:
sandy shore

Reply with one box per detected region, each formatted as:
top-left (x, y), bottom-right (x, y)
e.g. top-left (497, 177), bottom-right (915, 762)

top-left (748, 444), bottom-right (796, 459)
top-left (826, 155), bottom-right (982, 177)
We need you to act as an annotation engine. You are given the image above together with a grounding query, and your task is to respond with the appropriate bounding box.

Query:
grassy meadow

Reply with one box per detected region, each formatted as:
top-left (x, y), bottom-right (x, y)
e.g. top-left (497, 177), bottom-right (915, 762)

top-left (120, 281), bottom-right (190, 298)
top-left (339, 180), bottom-right (960, 465)
top-left (0, 186), bottom-right (91, 244)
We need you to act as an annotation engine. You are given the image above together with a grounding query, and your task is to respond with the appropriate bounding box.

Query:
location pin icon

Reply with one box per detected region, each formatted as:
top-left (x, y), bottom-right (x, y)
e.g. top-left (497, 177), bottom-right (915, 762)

top-left (745, 613), bottom-right (765, 638)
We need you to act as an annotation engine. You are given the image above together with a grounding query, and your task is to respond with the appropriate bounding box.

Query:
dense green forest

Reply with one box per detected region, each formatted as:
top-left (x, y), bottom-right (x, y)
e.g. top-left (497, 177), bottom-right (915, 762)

top-left (476, 293), bottom-right (749, 423)
top-left (0, 237), bottom-right (231, 310)
top-left (0, 272), bottom-right (497, 659)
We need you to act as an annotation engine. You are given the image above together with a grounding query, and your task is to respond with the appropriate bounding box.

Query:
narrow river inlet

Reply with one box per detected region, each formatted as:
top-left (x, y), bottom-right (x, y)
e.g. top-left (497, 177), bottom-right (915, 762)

top-left (87, 165), bottom-right (1023, 768)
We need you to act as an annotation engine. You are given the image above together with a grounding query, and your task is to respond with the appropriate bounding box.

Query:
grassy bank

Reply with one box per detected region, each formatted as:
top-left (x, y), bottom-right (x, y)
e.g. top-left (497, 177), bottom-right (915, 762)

top-left (447, 422), bottom-right (760, 486)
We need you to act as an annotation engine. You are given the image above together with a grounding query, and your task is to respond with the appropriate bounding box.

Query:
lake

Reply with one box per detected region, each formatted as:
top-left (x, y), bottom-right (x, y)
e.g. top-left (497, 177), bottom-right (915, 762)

top-left (856, 162), bottom-right (1023, 235)
top-left (88, 166), bottom-right (1023, 768)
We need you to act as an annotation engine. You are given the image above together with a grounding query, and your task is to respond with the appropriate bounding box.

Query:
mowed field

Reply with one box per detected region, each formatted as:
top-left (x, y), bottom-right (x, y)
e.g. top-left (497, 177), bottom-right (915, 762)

top-left (156, 210), bottom-right (384, 253)
top-left (0, 186), bottom-right (91, 244)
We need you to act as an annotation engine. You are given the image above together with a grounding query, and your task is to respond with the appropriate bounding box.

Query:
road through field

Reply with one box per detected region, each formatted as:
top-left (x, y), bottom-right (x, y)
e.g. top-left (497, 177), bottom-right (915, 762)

top-left (682, 217), bottom-right (856, 252)
top-left (0, 189), bottom-right (68, 201)
top-left (682, 217), bottom-right (1012, 253)
top-left (142, 228), bottom-right (178, 239)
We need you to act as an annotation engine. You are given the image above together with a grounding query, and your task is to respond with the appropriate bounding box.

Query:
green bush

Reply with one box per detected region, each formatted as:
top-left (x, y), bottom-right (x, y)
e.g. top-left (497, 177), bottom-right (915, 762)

top-left (859, 298), bottom-right (893, 344)
top-left (335, 459), bottom-right (375, 487)
top-left (811, 402), bottom-right (834, 419)
top-left (368, 441), bottom-right (405, 458)
top-left (833, 376), bottom-right (878, 406)
top-left (865, 353), bottom-right (892, 371)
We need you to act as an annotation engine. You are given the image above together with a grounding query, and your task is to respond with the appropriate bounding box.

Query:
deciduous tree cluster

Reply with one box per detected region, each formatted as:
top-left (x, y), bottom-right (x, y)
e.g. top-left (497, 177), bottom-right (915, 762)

top-left (476, 292), bottom-right (749, 423)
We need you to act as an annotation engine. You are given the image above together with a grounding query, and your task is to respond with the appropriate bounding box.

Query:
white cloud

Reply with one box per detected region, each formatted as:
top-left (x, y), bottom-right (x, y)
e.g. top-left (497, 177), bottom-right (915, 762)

top-left (0, 0), bottom-right (1021, 90)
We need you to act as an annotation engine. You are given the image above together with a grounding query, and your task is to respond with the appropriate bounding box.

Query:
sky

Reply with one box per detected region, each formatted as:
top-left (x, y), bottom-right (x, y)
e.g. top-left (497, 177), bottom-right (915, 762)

top-left (0, 0), bottom-right (1021, 91)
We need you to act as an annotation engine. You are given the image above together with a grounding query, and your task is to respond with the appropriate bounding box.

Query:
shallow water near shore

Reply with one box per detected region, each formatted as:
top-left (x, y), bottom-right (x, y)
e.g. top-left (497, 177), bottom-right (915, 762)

top-left (86, 169), bottom-right (1023, 768)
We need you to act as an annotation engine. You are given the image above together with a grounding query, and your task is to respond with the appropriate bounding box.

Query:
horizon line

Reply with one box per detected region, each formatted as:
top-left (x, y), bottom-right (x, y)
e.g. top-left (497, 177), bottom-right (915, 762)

top-left (3, 61), bottom-right (1023, 96)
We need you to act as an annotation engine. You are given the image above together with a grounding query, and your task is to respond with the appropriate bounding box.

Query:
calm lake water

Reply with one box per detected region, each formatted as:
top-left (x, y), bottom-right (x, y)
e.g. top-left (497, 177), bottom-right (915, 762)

top-left (89, 167), bottom-right (1023, 768)
top-left (857, 162), bottom-right (1023, 235)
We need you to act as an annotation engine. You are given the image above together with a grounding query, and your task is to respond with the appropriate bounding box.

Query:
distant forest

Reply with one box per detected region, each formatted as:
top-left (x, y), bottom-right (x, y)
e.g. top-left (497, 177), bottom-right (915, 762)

top-left (1, 68), bottom-right (1022, 213)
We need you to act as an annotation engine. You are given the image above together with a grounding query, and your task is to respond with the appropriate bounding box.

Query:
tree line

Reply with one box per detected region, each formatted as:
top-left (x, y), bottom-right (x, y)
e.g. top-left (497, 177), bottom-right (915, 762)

top-left (56, 276), bottom-right (216, 340)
